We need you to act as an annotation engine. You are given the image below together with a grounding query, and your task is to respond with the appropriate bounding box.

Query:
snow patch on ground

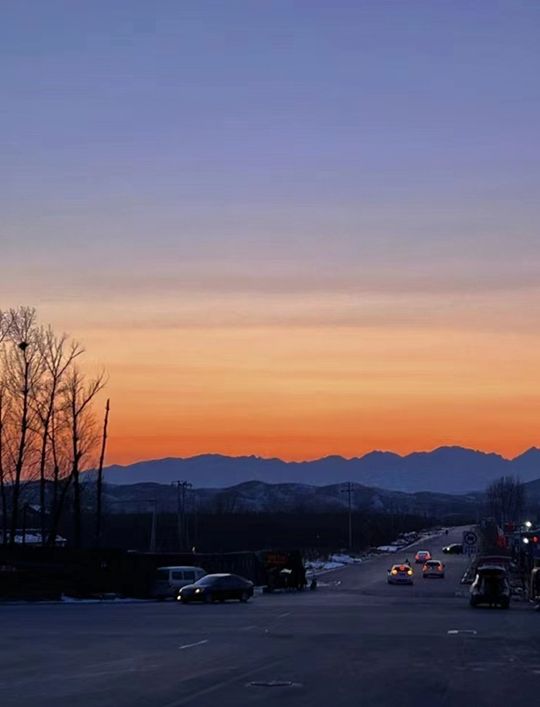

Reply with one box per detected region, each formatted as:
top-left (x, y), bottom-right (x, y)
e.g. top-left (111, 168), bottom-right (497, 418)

top-left (329, 553), bottom-right (362, 565)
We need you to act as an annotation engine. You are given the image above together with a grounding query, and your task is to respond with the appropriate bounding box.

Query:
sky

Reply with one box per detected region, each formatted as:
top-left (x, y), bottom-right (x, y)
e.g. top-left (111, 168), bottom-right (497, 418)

top-left (1, 1), bottom-right (540, 464)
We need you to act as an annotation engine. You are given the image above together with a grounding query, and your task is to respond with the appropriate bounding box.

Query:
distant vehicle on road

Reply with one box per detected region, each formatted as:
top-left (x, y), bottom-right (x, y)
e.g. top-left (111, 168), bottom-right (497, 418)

top-left (177, 573), bottom-right (254, 603)
top-left (470, 565), bottom-right (510, 609)
top-left (415, 550), bottom-right (432, 564)
top-left (387, 564), bottom-right (414, 585)
top-left (442, 544), bottom-right (463, 554)
top-left (151, 566), bottom-right (206, 600)
top-left (422, 560), bottom-right (445, 579)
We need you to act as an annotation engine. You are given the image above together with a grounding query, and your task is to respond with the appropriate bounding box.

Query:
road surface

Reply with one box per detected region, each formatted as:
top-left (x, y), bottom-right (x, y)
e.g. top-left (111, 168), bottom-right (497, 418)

top-left (1, 527), bottom-right (539, 707)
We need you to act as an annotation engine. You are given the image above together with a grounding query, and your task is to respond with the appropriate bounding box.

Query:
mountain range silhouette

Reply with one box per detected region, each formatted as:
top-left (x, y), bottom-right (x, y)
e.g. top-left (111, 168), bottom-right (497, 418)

top-left (102, 446), bottom-right (540, 494)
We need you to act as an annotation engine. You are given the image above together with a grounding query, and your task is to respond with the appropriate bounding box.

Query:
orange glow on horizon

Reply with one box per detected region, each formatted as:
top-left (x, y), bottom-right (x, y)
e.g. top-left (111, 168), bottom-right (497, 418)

top-left (83, 317), bottom-right (540, 467)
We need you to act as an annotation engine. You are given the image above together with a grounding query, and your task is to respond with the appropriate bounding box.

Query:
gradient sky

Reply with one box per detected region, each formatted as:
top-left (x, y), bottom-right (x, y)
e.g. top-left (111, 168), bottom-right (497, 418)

top-left (2, 1), bottom-right (540, 464)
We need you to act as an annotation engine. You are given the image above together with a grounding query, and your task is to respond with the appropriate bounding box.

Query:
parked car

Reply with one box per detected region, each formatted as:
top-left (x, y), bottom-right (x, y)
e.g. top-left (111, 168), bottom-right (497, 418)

top-left (422, 560), bottom-right (445, 578)
top-left (415, 550), bottom-right (432, 564)
top-left (470, 565), bottom-right (510, 608)
top-left (442, 544), bottom-right (463, 554)
top-left (387, 564), bottom-right (414, 585)
top-left (151, 566), bottom-right (206, 600)
top-left (529, 567), bottom-right (540, 606)
top-left (177, 573), bottom-right (254, 603)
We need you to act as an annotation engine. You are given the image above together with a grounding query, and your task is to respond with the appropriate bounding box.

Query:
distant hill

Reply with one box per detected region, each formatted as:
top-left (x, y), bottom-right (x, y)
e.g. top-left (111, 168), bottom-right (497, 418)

top-left (102, 479), bottom-right (482, 518)
top-left (524, 475), bottom-right (540, 503)
top-left (100, 446), bottom-right (540, 494)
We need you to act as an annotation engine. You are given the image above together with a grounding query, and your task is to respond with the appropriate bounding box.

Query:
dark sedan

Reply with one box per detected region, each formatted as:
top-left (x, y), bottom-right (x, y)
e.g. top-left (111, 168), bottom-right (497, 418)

top-left (442, 543), bottom-right (463, 554)
top-left (177, 573), bottom-right (254, 603)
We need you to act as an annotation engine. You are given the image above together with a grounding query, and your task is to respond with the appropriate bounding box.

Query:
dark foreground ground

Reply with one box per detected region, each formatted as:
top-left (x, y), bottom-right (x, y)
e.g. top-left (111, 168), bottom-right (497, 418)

top-left (1, 527), bottom-right (539, 707)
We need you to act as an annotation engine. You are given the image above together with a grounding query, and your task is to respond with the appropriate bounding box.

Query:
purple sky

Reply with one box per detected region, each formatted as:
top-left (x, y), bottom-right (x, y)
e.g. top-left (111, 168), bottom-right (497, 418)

top-left (2, 1), bottom-right (540, 462)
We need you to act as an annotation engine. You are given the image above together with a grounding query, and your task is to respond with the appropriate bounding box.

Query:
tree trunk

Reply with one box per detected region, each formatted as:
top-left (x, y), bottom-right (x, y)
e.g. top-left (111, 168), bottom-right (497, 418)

top-left (95, 398), bottom-right (110, 547)
top-left (0, 390), bottom-right (7, 544)
top-left (10, 356), bottom-right (30, 545)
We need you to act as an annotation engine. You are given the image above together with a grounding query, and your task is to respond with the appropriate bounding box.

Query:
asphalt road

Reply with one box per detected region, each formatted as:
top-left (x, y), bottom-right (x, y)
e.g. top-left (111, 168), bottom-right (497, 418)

top-left (1, 527), bottom-right (540, 707)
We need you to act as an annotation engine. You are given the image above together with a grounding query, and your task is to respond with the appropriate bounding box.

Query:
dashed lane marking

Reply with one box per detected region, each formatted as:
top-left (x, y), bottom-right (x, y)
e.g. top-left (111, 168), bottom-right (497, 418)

top-left (178, 640), bottom-right (208, 650)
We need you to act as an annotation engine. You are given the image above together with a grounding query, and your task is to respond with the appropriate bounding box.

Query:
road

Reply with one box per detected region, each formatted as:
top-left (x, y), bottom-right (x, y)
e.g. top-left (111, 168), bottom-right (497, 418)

top-left (1, 526), bottom-right (539, 707)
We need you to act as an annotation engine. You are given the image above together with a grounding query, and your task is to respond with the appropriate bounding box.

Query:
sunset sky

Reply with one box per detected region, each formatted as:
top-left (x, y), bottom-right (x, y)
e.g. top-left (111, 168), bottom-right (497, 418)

top-left (2, 1), bottom-right (540, 464)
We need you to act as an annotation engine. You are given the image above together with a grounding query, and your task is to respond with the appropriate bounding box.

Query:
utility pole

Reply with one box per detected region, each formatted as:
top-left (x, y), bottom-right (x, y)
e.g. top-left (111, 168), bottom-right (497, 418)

top-left (175, 481), bottom-right (192, 551)
top-left (341, 482), bottom-right (353, 550)
top-left (149, 500), bottom-right (157, 553)
top-left (95, 398), bottom-right (110, 548)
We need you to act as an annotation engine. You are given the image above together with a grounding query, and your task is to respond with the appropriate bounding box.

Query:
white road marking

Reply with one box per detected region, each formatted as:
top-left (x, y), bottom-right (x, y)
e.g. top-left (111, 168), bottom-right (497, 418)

top-left (161, 659), bottom-right (284, 706)
top-left (277, 612), bottom-right (291, 618)
top-left (447, 629), bottom-right (477, 636)
top-left (178, 640), bottom-right (208, 650)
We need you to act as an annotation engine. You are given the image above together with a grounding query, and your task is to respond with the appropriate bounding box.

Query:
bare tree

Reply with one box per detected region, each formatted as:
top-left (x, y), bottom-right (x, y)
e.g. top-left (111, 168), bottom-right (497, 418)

top-left (0, 382), bottom-right (8, 542)
top-left (486, 476), bottom-right (525, 526)
top-left (0, 307), bottom-right (108, 547)
top-left (0, 310), bottom-right (12, 541)
top-left (34, 329), bottom-right (83, 543)
top-left (2, 307), bottom-right (44, 544)
top-left (62, 366), bottom-right (106, 548)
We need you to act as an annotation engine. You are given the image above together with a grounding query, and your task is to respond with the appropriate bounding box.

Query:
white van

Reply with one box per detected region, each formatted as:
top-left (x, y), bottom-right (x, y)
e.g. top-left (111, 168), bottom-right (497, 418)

top-left (151, 566), bottom-right (206, 599)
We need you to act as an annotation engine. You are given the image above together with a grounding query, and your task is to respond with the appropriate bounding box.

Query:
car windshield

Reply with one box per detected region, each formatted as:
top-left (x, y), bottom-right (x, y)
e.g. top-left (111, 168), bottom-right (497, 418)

top-left (195, 575), bottom-right (224, 587)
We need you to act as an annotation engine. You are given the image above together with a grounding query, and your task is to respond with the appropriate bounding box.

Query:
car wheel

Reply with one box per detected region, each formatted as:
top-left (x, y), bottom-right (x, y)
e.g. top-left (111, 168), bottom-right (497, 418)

top-left (240, 591), bottom-right (249, 603)
top-left (203, 593), bottom-right (213, 603)
top-left (470, 597), bottom-right (478, 608)
top-left (500, 599), bottom-right (510, 609)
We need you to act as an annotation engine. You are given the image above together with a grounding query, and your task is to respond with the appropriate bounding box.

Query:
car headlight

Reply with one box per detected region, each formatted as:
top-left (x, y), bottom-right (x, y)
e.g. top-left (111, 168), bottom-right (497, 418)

top-left (194, 588), bottom-right (202, 594)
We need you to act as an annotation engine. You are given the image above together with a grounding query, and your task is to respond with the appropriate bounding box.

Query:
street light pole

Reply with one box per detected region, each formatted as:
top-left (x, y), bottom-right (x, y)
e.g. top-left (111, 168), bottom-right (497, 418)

top-left (341, 482), bottom-right (353, 550)
top-left (149, 500), bottom-right (157, 553)
top-left (106, 498), bottom-right (158, 552)
top-left (175, 481), bottom-right (192, 551)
